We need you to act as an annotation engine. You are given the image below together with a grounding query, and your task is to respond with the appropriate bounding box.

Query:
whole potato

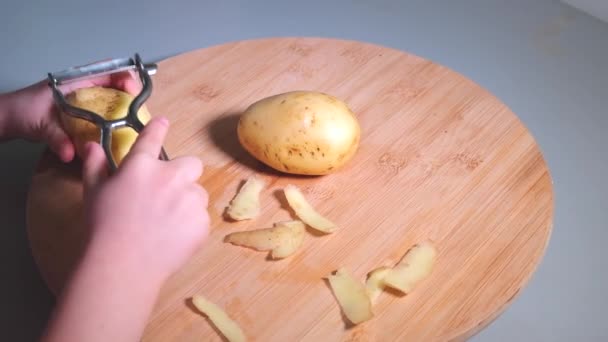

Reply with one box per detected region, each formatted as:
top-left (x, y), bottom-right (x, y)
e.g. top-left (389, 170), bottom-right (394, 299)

top-left (237, 91), bottom-right (361, 175)
top-left (62, 86), bottom-right (151, 165)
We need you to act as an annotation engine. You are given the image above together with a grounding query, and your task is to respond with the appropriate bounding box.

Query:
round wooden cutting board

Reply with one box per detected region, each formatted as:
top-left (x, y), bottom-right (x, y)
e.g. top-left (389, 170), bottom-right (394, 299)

top-left (26, 38), bottom-right (554, 341)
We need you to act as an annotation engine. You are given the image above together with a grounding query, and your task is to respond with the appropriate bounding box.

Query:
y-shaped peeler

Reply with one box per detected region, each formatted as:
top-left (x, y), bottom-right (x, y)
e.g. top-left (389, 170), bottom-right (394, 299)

top-left (47, 53), bottom-right (169, 171)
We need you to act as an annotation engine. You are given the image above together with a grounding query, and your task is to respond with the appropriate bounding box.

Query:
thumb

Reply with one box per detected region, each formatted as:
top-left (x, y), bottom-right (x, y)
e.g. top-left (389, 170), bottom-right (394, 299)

top-left (82, 141), bottom-right (109, 193)
top-left (45, 124), bottom-right (75, 163)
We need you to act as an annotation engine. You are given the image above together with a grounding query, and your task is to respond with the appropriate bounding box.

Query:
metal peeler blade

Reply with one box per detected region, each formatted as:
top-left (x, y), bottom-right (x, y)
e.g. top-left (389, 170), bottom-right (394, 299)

top-left (47, 53), bottom-right (169, 171)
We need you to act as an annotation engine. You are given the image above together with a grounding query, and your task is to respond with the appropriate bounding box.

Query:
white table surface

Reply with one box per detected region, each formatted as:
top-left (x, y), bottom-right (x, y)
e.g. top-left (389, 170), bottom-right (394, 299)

top-left (1, 0), bottom-right (606, 340)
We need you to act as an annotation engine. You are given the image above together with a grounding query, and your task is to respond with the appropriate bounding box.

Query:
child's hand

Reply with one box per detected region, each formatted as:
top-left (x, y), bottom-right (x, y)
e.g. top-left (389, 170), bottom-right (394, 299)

top-left (41, 117), bottom-right (210, 342)
top-left (0, 71), bottom-right (140, 163)
top-left (82, 116), bottom-right (210, 282)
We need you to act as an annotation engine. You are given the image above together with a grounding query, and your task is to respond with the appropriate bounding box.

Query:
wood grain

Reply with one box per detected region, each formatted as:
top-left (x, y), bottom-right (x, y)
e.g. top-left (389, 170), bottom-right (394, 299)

top-left (26, 37), bottom-right (554, 341)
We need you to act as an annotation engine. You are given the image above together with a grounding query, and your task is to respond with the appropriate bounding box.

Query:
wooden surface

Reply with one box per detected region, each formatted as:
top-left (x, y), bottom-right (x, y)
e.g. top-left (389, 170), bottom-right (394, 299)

top-left (26, 37), bottom-right (554, 341)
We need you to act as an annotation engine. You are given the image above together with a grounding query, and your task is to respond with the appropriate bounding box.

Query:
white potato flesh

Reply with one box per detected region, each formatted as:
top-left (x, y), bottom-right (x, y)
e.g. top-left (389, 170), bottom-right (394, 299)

top-left (226, 176), bottom-right (265, 220)
top-left (365, 267), bottom-right (391, 304)
top-left (284, 184), bottom-right (336, 233)
top-left (327, 268), bottom-right (374, 325)
top-left (383, 242), bottom-right (437, 294)
top-left (225, 220), bottom-right (305, 259)
top-left (191, 295), bottom-right (247, 342)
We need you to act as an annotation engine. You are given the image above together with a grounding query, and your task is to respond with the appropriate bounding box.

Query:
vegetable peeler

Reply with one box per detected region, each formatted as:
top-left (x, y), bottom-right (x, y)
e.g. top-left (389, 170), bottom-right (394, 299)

top-left (47, 53), bottom-right (169, 171)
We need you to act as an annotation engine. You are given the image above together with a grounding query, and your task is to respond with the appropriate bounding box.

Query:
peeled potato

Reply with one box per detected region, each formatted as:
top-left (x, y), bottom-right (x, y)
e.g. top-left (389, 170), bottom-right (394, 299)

top-left (62, 86), bottom-right (151, 165)
top-left (238, 91), bottom-right (361, 175)
top-left (191, 295), bottom-right (247, 342)
top-left (327, 268), bottom-right (374, 325)
top-left (284, 184), bottom-right (336, 233)
top-left (225, 220), bottom-right (305, 259)
top-left (383, 242), bottom-right (437, 294)
top-left (226, 176), bottom-right (265, 221)
top-left (365, 267), bottom-right (391, 304)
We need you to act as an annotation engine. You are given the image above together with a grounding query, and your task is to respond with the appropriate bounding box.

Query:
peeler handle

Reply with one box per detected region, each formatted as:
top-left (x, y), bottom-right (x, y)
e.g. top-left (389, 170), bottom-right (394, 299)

top-left (126, 54), bottom-right (154, 132)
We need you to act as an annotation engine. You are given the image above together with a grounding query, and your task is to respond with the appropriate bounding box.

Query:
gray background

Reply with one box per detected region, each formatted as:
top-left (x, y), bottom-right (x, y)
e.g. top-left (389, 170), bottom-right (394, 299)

top-left (563, 0), bottom-right (608, 22)
top-left (1, 0), bottom-right (606, 341)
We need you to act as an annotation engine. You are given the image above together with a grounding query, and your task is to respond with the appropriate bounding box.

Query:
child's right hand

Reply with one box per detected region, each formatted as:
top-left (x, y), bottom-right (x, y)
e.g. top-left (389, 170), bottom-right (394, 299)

top-left (42, 116), bottom-right (210, 342)
top-left (82, 116), bottom-right (210, 283)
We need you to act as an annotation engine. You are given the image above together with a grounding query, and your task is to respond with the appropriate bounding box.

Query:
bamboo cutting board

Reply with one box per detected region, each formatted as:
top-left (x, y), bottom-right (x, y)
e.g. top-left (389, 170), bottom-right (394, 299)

top-left (26, 37), bottom-right (554, 341)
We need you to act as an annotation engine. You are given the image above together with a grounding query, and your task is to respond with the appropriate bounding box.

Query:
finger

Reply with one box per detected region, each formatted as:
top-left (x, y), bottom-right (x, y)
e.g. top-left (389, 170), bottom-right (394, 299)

top-left (60, 71), bottom-right (140, 95)
top-left (187, 183), bottom-right (209, 210)
top-left (110, 70), bottom-right (142, 95)
top-left (82, 142), bottom-right (109, 192)
top-left (170, 156), bottom-right (203, 183)
top-left (60, 74), bottom-right (113, 94)
top-left (127, 116), bottom-right (170, 158)
top-left (194, 184), bottom-right (209, 209)
top-left (45, 124), bottom-right (76, 163)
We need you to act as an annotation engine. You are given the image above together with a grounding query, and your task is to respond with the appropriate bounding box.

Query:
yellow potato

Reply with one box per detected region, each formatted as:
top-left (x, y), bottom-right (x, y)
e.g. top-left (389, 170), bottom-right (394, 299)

top-left (225, 220), bottom-right (305, 259)
top-left (383, 242), bottom-right (437, 294)
top-left (62, 86), bottom-right (151, 165)
top-left (327, 268), bottom-right (374, 325)
top-left (226, 176), bottom-right (265, 221)
top-left (365, 266), bottom-right (391, 304)
top-left (191, 295), bottom-right (247, 342)
top-left (284, 184), bottom-right (337, 233)
top-left (238, 91), bottom-right (361, 175)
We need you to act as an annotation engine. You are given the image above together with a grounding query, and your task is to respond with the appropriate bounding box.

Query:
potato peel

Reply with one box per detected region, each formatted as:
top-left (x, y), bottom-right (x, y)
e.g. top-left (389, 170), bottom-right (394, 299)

top-left (225, 220), bottom-right (305, 259)
top-left (365, 267), bottom-right (391, 304)
top-left (327, 268), bottom-right (374, 325)
top-left (191, 295), bottom-right (247, 342)
top-left (284, 185), bottom-right (337, 233)
top-left (226, 176), bottom-right (265, 221)
top-left (383, 242), bottom-right (437, 294)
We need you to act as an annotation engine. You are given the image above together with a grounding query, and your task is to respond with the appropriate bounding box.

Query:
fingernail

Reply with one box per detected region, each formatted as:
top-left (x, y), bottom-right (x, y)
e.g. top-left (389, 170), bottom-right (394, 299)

top-left (157, 116), bottom-right (169, 126)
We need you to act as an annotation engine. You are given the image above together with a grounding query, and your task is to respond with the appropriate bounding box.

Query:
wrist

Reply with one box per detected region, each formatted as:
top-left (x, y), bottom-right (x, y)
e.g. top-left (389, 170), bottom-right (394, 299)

top-left (43, 229), bottom-right (167, 342)
top-left (84, 229), bottom-right (170, 288)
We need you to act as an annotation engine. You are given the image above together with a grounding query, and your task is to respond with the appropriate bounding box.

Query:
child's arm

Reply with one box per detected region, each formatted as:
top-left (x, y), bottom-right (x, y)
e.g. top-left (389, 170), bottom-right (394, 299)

top-left (1, 75), bottom-right (209, 341)
top-left (41, 118), bottom-right (209, 342)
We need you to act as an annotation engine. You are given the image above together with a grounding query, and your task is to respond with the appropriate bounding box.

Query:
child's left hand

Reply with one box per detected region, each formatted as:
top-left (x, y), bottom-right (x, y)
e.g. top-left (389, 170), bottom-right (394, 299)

top-left (0, 71), bottom-right (140, 162)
